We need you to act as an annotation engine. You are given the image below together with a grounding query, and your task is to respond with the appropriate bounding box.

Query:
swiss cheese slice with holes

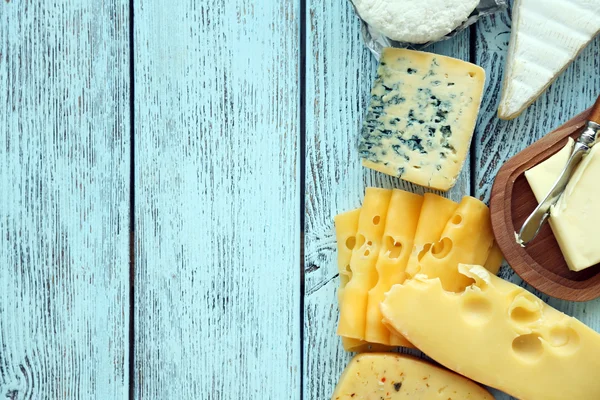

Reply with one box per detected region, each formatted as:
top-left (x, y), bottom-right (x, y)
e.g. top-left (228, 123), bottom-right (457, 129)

top-left (381, 264), bottom-right (600, 400)
top-left (364, 189), bottom-right (422, 346)
top-left (334, 208), bottom-right (365, 351)
top-left (412, 196), bottom-right (496, 292)
top-left (331, 353), bottom-right (493, 400)
top-left (338, 188), bottom-right (392, 340)
top-left (405, 193), bottom-right (458, 278)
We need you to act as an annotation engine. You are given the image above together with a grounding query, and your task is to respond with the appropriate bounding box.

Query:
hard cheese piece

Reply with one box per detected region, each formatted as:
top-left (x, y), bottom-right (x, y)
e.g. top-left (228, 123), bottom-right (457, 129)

top-left (338, 188), bottom-right (392, 340)
top-left (406, 193), bottom-right (458, 277)
top-left (498, 0), bottom-right (600, 119)
top-left (525, 137), bottom-right (600, 271)
top-left (483, 242), bottom-right (504, 275)
top-left (331, 353), bottom-right (493, 400)
top-left (359, 48), bottom-right (485, 191)
top-left (365, 189), bottom-right (422, 346)
top-left (381, 264), bottom-right (600, 400)
top-left (410, 196), bottom-right (496, 292)
top-left (334, 208), bottom-right (366, 351)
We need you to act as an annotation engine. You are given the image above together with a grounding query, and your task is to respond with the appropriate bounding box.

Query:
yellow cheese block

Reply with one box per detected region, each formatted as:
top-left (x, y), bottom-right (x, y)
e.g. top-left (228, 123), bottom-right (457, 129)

top-left (331, 353), bottom-right (493, 400)
top-left (381, 264), bottom-right (600, 400)
top-left (338, 188), bottom-right (392, 340)
top-left (364, 189), bottom-right (422, 346)
top-left (405, 193), bottom-right (458, 278)
top-left (525, 137), bottom-right (600, 271)
top-left (334, 208), bottom-right (366, 351)
top-left (413, 196), bottom-right (495, 292)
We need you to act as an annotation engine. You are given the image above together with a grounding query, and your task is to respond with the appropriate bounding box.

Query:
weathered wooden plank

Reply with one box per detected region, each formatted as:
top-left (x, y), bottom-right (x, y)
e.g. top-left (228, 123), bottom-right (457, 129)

top-left (303, 0), bottom-right (473, 398)
top-left (133, 1), bottom-right (300, 398)
top-left (474, 3), bottom-right (600, 399)
top-left (0, 1), bottom-right (130, 399)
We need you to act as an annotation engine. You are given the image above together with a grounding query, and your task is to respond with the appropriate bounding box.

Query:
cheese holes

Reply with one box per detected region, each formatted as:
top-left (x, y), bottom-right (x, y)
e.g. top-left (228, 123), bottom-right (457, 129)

top-left (418, 243), bottom-right (432, 261)
top-left (385, 236), bottom-right (402, 259)
top-left (372, 215), bottom-right (381, 225)
top-left (451, 214), bottom-right (463, 225)
top-left (356, 235), bottom-right (366, 249)
top-left (345, 236), bottom-right (356, 250)
top-left (431, 238), bottom-right (453, 259)
top-left (468, 72), bottom-right (476, 78)
top-left (509, 292), bottom-right (542, 325)
top-left (512, 333), bottom-right (544, 362)
top-left (460, 293), bottom-right (492, 325)
top-left (548, 327), bottom-right (580, 355)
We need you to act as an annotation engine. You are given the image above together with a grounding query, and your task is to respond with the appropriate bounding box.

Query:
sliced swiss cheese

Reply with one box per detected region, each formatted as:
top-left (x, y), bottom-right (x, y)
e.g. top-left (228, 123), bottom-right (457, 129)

top-left (334, 208), bottom-right (366, 351)
top-left (364, 189), bottom-right (422, 346)
top-left (408, 196), bottom-right (496, 292)
top-left (338, 188), bottom-right (392, 340)
top-left (382, 264), bottom-right (600, 400)
top-left (359, 48), bottom-right (485, 191)
top-left (405, 193), bottom-right (458, 277)
top-left (331, 353), bottom-right (493, 400)
top-left (498, 0), bottom-right (600, 119)
top-left (525, 137), bottom-right (600, 271)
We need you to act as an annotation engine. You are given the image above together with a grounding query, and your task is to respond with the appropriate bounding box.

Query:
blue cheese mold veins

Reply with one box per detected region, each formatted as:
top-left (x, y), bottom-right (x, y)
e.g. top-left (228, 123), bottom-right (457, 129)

top-left (359, 48), bottom-right (485, 191)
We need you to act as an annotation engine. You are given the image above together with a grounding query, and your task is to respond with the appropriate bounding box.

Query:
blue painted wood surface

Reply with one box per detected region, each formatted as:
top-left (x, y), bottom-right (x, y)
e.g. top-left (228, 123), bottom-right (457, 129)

top-left (0, 0), bottom-right (598, 399)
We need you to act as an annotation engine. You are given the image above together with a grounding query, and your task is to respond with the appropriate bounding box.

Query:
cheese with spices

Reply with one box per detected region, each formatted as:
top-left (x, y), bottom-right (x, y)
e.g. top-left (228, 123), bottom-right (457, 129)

top-left (331, 353), bottom-right (493, 400)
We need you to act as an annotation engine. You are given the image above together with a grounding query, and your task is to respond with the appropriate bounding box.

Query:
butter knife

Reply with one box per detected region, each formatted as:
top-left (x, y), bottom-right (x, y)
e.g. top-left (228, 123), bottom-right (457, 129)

top-left (516, 96), bottom-right (600, 246)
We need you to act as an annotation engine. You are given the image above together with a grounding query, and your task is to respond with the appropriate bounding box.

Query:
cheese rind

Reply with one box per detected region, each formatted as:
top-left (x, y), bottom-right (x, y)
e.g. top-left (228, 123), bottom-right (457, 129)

top-left (338, 188), bottom-right (392, 340)
top-left (365, 189), bottom-right (422, 346)
top-left (381, 264), bottom-right (600, 400)
top-left (498, 0), bottom-right (600, 119)
top-left (359, 48), bottom-right (485, 191)
top-left (525, 137), bottom-right (600, 271)
top-left (331, 353), bottom-right (493, 400)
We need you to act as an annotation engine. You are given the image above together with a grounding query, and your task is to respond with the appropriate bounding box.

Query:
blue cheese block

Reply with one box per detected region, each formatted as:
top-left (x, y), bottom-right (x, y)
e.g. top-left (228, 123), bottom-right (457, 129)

top-left (359, 48), bottom-right (485, 191)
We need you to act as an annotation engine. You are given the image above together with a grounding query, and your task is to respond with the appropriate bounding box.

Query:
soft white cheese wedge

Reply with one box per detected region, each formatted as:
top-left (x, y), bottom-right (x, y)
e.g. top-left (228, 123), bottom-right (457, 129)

top-left (352, 0), bottom-right (478, 44)
top-left (525, 138), bottom-right (600, 271)
top-left (498, 0), bottom-right (600, 119)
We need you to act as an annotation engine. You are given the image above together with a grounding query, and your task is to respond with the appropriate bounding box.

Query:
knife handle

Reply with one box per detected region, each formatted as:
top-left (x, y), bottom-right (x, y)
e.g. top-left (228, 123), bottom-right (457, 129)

top-left (589, 94), bottom-right (600, 124)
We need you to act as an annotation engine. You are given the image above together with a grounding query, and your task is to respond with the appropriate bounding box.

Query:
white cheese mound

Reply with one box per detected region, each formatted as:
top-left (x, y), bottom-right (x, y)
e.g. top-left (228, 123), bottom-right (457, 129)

top-left (353, 0), bottom-right (479, 44)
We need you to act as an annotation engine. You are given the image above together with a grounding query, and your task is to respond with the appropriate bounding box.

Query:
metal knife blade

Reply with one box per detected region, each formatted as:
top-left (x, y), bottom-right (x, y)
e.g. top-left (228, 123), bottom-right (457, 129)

top-left (516, 119), bottom-right (600, 246)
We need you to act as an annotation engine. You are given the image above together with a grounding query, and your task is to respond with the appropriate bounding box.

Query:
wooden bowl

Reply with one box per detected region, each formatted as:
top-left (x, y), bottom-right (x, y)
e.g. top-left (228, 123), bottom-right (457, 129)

top-left (490, 108), bottom-right (600, 302)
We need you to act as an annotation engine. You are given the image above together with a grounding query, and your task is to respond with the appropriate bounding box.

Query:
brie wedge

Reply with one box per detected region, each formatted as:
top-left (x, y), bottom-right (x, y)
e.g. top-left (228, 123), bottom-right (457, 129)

top-left (498, 0), bottom-right (600, 120)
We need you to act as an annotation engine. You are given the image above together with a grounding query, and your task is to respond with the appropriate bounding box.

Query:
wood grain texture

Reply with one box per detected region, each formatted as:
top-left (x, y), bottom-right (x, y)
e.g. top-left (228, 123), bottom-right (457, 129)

top-left (133, 1), bottom-right (300, 398)
top-left (0, 1), bottom-right (130, 399)
top-left (303, 0), bottom-right (472, 398)
top-left (491, 109), bottom-right (600, 301)
top-left (475, 2), bottom-right (600, 398)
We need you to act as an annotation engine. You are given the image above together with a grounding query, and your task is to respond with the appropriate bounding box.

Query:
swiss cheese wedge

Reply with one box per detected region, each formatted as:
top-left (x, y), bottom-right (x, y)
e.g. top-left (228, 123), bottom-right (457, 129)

top-left (382, 264), bottom-right (600, 400)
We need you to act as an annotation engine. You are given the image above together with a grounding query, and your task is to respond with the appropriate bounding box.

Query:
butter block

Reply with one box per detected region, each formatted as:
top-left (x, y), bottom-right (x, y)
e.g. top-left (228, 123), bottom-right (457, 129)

top-left (525, 137), bottom-right (600, 271)
top-left (331, 353), bottom-right (493, 400)
top-left (381, 264), bottom-right (600, 400)
top-left (359, 48), bottom-right (485, 191)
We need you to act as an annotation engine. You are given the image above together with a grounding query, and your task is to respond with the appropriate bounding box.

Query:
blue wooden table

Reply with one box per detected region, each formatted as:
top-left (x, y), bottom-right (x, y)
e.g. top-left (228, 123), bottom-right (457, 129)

top-left (0, 1), bottom-right (598, 399)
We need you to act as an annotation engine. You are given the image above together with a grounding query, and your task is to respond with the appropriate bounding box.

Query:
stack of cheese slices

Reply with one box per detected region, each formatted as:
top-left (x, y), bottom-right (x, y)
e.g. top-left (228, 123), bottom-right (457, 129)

top-left (333, 188), bottom-right (600, 400)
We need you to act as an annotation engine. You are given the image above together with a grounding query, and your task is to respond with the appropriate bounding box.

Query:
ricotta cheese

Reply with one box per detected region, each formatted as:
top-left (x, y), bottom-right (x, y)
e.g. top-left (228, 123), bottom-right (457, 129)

top-left (352, 0), bottom-right (479, 44)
